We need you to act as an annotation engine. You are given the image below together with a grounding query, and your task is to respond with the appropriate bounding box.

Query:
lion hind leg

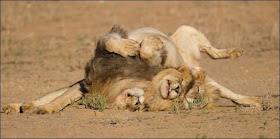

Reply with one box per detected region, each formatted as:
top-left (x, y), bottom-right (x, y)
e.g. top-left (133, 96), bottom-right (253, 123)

top-left (206, 77), bottom-right (262, 108)
top-left (170, 25), bottom-right (243, 68)
top-left (33, 82), bottom-right (84, 114)
top-left (232, 97), bottom-right (263, 108)
top-left (2, 86), bottom-right (70, 114)
top-left (2, 83), bottom-right (74, 114)
top-left (200, 45), bottom-right (243, 59)
top-left (20, 86), bottom-right (71, 113)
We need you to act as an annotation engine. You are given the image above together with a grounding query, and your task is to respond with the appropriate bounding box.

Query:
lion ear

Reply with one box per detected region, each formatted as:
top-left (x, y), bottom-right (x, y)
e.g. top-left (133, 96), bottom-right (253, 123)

top-left (194, 68), bottom-right (205, 84)
top-left (177, 66), bottom-right (191, 75)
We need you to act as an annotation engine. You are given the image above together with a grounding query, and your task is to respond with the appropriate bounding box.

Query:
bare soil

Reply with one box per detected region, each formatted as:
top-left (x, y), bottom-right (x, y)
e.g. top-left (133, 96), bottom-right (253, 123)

top-left (1, 1), bottom-right (279, 138)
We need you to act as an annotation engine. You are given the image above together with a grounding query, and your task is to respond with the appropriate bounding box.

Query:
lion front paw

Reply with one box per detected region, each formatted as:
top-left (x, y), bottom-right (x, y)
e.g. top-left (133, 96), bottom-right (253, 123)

top-left (140, 36), bottom-right (163, 59)
top-left (145, 36), bottom-right (163, 51)
top-left (106, 38), bottom-right (140, 57)
top-left (120, 39), bottom-right (140, 57)
top-left (228, 48), bottom-right (243, 59)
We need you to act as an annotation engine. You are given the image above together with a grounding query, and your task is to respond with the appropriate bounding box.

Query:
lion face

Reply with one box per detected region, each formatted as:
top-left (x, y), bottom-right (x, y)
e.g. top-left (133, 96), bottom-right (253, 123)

top-left (185, 85), bottom-right (205, 103)
top-left (124, 87), bottom-right (145, 111)
top-left (115, 87), bottom-right (145, 111)
top-left (154, 66), bottom-right (194, 101)
top-left (160, 75), bottom-right (183, 100)
top-left (184, 67), bottom-right (208, 108)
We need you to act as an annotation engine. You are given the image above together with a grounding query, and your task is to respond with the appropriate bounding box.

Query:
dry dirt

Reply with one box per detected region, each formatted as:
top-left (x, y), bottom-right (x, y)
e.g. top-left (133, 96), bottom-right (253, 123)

top-left (1, 1), bottom-right (279, 138)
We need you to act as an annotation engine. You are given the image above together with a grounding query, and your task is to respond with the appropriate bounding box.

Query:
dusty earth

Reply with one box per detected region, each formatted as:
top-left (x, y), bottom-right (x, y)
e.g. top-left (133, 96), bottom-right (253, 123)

top-left (1, 1), bottom-right (279, 138)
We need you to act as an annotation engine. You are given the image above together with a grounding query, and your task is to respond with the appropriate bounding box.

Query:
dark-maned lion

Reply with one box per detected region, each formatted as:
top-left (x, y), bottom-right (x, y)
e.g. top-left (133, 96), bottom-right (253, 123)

top-left (2, 24), bottom-right (262, 114)
top-left (2, 25), bottom-right (194, 114)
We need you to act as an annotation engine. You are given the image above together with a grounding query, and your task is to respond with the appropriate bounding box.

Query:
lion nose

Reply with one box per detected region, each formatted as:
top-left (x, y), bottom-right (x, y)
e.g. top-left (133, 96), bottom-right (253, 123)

top-left (135, 100), bottom-right (141, 105)
top-left (175, 86), bottom-right (180, 93)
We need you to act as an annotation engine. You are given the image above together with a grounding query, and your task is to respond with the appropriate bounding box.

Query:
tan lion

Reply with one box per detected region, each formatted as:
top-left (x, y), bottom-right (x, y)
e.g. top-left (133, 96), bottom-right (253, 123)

top-left (2, 25), bottom-right (262, 114)
top-left (89, 24), bottom-right (262, 109)
top-left (125, 25), bottom-right (262, 109)
top-left (2, 26), bottom-right (195, 114)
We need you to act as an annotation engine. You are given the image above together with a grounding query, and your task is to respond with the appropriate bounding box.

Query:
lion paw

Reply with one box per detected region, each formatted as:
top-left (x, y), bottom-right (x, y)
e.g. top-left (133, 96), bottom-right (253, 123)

top-left (1, 103), bottom-right (22, 114)
top-left (228, 48), bottom-right (243, 59)
top-left (106, 38), bottom-right (140, 57)
top-left (120, 39), bottom-right (140, 57)
top-left (248, 97), bottom-right (263, 108)
top-left (140, 36), bottom-right (163, 59)
top-left (235, 96), bottom-right (263, 108)
top-left (32, 106), bottom-right (53, 115)
top-left (20, 102), bottom-right (35, 113)
top-left (145, 36), bottom-right (163, 51)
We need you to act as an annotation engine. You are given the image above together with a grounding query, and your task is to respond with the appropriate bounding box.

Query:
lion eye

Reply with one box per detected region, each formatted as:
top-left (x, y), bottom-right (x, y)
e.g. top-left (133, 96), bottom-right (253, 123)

top-left (127, 94), bottom-right (131, 97)
top-left (196, 86), bottom-right (200, 93)
top-left (167, 80), bottom-right (170, 86)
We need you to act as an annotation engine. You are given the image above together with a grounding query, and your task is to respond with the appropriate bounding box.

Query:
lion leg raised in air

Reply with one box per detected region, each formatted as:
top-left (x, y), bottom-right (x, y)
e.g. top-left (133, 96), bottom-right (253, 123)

top-left (105, 37), bottom-right (140, 57)
top-left (140, 36), bottom-right (164, 67)
top-left (199, 44), bottom-right (243, 59)
top-left (103, 25), bottom-right (140, 57)
top-left (33, 81), bottom-right (84, 114)
top-left (170, 25), bottom-right (243, 68)
top-left (104, 26), bottom-right (165, 67)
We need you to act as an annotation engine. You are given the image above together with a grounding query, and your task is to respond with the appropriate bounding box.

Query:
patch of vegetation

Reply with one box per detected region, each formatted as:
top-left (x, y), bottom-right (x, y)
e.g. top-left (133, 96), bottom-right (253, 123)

top-left (263, 121), bottom-right (267, 127)
top-left (188, 95), bottom-right (207, 109)
top-left (170, 95), bottom-right (209, 114)
top-left (171, 98), bottom-right (184, 114)
top-left (79, 89), bottom-right (107, 112)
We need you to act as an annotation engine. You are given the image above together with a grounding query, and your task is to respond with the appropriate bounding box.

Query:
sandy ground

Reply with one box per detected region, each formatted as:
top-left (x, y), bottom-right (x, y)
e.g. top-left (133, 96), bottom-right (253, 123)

top-left (1, 1), bottom-right (279, 138)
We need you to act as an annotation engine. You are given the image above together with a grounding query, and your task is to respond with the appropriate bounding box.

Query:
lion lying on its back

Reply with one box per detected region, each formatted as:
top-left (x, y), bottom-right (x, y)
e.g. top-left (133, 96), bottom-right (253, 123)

top-left (95, 25), bottom-right (262, 109)
top-left (2, 25), bottom-right (196, 114)
top-left (83, 26), bottom-right (194, 111)
top-left (2, 24), bottom-right (262, 114)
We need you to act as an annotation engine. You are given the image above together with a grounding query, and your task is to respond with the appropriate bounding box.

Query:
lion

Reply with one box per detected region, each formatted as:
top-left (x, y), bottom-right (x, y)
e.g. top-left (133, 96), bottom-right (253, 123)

top-left (2, 25), bottom-right (195, 114)
top-left (95, 24), bottom-right (262, 109)
top-left (2, 24), bottom-right (262, 114)
top-left (124, 25), bottom-right (262, 109)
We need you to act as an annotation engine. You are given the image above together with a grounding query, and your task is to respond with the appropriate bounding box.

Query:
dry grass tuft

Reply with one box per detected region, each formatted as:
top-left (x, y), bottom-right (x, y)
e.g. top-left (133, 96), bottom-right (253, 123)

top-left (78, 90), bottom-right (107, 112)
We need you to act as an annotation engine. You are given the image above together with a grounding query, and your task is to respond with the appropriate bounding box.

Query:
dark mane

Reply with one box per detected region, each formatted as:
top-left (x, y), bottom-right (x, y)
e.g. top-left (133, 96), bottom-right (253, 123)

top-left (84, 26), bottom-right (162, 92)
